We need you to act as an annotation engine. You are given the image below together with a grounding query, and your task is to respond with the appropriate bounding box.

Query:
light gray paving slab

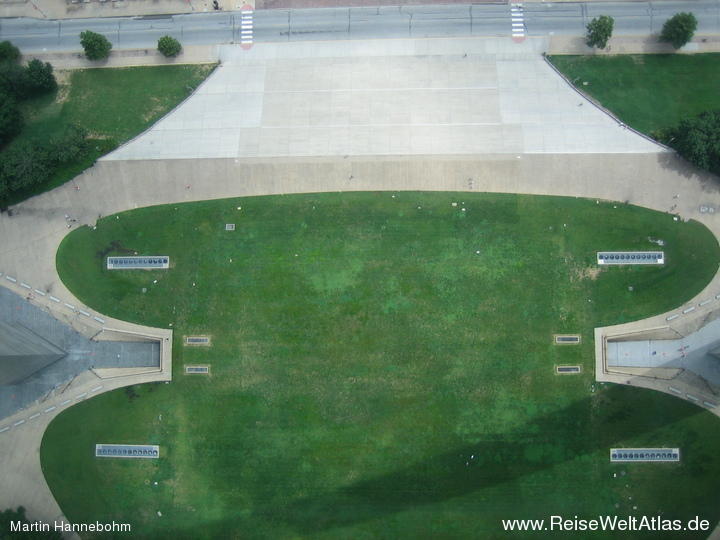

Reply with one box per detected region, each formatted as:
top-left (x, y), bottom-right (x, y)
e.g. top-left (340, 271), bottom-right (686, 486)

top-left (105, 37), bottom-right (664, 162)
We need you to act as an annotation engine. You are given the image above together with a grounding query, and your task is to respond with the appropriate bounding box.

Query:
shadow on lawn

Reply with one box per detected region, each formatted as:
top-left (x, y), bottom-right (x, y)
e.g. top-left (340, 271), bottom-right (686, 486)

top-left (267, 384), bottom-right (704, 535)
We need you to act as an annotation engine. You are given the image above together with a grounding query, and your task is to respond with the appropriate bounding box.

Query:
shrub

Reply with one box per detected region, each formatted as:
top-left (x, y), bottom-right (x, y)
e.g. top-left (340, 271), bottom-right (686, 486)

top-left (586, 16), bottom-right (614, 50)
top-left (660, 12), bottom-right (698, 50)
top-left (158, 36), bottom-right (182, 58)
top-left (80, 30), bottom-right (113, 61)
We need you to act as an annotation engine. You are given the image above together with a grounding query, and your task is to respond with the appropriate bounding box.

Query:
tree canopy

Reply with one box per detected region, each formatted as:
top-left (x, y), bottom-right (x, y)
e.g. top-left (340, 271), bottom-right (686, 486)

top-left (586, 15), bottom-right (614, 50)
top-left (0, 124), bottom-right (90, 200)
top-left (23, 59), bottom-right (57, 97)
top-left (79, 30), bottom-right (112, 61)
top-left (0, 41), bottom-right (58, 150)
top-left (0, 41), bottom-right (20, 63)
top-left (660, 12), bottom-right (698, 50)
top-left (0, 92), bottom-right (23, 147)
top-left (661, 110), bottom-right (720, 177)
top-left (157, 36), bottom-right (182, 58)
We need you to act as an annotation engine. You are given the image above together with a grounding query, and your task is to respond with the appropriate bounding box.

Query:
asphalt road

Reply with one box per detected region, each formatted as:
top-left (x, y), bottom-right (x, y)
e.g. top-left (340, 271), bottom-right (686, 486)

top-left (0, 1), bottom-right (719, 52)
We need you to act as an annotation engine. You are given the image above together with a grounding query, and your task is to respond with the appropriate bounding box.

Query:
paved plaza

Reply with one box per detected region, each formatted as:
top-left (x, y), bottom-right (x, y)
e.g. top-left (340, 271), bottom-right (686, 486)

top-left (106, 38), bottom-right (661, 161)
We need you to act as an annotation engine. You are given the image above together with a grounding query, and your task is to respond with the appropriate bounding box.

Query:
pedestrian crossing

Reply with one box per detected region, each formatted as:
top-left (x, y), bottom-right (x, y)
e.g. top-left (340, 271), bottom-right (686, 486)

top-left (240, 5), bottom-right (253, 50)
top-left (510, 3), bottom-right (524, 40)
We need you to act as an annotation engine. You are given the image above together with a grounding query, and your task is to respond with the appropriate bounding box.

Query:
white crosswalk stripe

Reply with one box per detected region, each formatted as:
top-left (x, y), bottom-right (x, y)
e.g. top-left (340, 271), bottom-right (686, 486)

top-left (510, 3), bottom-right (524, 38)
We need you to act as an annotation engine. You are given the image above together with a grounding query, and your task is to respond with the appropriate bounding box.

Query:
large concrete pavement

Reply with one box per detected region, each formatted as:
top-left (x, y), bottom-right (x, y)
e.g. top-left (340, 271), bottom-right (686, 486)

top-left (106, 38), bottom-right (661, 160)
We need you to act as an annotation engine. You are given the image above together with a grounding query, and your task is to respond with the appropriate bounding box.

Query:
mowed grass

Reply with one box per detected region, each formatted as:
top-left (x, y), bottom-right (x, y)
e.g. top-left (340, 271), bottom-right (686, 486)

top-left (45, 192), bottom-right (720, 539)
top-left (20, 64), bottom-right (216, 144)
top-left (547, 54), bottom-right (720, 135)
top-left (2, 64), bottom-right (216, 206)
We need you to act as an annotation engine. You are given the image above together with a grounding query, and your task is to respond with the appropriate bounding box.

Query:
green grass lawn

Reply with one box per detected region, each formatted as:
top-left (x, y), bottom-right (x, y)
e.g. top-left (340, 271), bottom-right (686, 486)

top-left (1, 64), bottom-right (216, 207)
top-left (547, 54), bottom-right (720, 135)
top-left (44, 192), bottom-right (720, 539)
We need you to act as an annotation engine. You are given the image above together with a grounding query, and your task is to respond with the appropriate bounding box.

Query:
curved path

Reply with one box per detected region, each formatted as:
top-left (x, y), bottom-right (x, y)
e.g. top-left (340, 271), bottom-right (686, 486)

top-left (2, 36), bottom-right (720, 532)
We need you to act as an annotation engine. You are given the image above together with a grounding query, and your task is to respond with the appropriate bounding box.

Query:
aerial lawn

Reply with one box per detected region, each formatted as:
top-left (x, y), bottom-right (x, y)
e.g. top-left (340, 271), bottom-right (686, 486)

top-left (547, 54), bottom-right (720, 136)
top-left (2, 63), bottom-right (216, 207)
top-left (44, 192), bottom-right (720, 539)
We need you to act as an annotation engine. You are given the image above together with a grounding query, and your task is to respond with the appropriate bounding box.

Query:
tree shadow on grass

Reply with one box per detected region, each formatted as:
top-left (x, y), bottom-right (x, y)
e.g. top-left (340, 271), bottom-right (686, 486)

top-left (265, 385), bottom-right (707, 536)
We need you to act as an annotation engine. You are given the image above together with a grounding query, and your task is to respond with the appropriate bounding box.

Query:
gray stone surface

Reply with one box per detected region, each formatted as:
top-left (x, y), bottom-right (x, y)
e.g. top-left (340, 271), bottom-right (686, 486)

top-left (0, 321), bottom-right (68, 386)
top-left (0, 287), bottom-right (159, 421)
top-left (105, 38), bottom-right (663, 161)
top-left (608, 317), bottom-right (720, 388)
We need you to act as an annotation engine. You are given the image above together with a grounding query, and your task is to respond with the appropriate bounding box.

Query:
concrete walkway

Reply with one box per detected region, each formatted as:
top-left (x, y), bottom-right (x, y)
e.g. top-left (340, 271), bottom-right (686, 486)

top-left (106, 38), bottom-right (661, 161)
top-left (2, 35), bottom-right (720, 534)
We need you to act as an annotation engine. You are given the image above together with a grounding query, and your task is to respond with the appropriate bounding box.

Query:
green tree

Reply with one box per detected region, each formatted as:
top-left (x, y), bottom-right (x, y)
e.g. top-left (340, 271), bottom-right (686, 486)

top-left (157, 35), bottom-right (182, 58)
top-left (586, 15), bottom-right (614, 50)
top-left (49, 124), bottom-right (90, 163)
top-left (0, 506), bottom-right (63, 539)
top-left (0, 166), bottom-right (8, 199)
top-left (661, 110), bottom-right (720, 177)
top-left (0, 92), bottom-right (23, 147)
top-left (22, 59), bottom-right (57, 97)
top-left (0, 40), bottom-right (20, 64)
top-left (660, 12), bottom-right (698, 49)
top-left (79, 30), bottom-right (112, 61)
top-left (0, 61), bottom-right (28, 98)
top-left (2, 140), bottom-right (53, 191)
